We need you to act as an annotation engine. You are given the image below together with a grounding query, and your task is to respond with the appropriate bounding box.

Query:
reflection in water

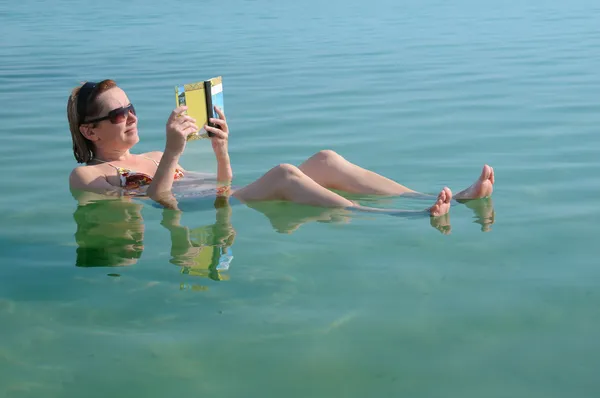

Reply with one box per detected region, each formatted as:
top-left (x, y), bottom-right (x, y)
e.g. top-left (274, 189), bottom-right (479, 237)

top-left (244, 201), bottom-right (352, 234)
top-left (458, 197), bottom-right (496, 232)
top-left (428, 198), bottom-right (495, 234)
top-left (162, 196), bottom-right (235, 282)
top-left (72, 196), bottom-right (236, 286)
top-left (430, 213), bottom-right (452, 235)
top-left (73, 200), bottom-right (145, 267)
top-left (72, 193), bottom-right (495, 283)
top-left (470, 197), bottom-right (495, 232)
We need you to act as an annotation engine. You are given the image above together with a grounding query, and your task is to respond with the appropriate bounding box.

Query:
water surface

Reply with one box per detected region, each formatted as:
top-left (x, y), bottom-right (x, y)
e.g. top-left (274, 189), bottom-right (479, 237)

top-left (1, 0), bottom-right (600, 396)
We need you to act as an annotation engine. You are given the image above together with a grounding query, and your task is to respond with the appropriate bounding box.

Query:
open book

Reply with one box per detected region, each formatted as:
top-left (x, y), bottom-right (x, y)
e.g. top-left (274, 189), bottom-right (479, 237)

top-left (175, 76), bottom-right (224, 141)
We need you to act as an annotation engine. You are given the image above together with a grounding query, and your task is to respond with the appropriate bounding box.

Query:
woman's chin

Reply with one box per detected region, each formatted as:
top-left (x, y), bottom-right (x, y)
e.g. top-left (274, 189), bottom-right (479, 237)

top-left (124, 129), bottom-right (140, 143)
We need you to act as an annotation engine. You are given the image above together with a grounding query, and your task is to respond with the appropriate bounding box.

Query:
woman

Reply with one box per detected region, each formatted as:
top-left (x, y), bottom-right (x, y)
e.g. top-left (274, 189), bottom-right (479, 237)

top-left (67, 79), bottom-right (494, 217)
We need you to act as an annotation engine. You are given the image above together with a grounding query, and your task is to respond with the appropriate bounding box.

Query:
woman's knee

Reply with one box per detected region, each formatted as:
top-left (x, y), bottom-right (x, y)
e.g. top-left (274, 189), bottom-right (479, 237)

top-left (271, 163), bottom-right (304, 180)
top-left (234, 164), bottom-right (305, 202)
top-left (310, 149), bottom-right (344, 165)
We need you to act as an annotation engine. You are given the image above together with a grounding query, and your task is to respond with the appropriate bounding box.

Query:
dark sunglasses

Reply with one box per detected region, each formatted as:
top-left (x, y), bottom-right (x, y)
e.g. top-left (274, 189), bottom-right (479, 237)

top-left (86, 104), bottom-right (136, 124)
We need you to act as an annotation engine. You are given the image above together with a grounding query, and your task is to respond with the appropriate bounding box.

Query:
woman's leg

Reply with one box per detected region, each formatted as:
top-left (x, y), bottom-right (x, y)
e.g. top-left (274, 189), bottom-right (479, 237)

top-left (232, 163), bottom-right (355, 207)
top-left (298, 150), bottom-right (494, 199)
top-left (298, 150), bottom-right (417, 196)
top-left (231, 163), bottom-right (452, 216)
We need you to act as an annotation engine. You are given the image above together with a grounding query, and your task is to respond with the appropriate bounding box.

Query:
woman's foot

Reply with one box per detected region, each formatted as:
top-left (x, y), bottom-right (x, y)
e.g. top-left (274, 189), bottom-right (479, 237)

top-left (429, 187), bottom-right (452, 217)
top-left (455, 165), bottom-right (495, 200)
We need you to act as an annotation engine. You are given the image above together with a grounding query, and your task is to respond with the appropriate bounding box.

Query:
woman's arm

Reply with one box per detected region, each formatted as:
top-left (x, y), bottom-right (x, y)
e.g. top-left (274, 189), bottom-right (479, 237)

top-left (216, 154), bottom-right (232, 186)
top-left (146, 106), bottom-right (198, 209)
top-left (205, 106), bottom-right (233, 191)
top-left (69, 166), bottom-right (127, 204)
top-left (146, 149), bottom-right (182, 209)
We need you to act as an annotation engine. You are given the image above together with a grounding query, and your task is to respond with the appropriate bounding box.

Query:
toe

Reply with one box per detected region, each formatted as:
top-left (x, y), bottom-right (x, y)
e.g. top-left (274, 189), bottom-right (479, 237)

top-left (481, 164), bottom-right (492, 181)
top-left (444, 187), bottom-right (453, 202)
top-left (431, 198), bottom-right (444, 215)
top-left (430, 204), bottom-right (438, 216)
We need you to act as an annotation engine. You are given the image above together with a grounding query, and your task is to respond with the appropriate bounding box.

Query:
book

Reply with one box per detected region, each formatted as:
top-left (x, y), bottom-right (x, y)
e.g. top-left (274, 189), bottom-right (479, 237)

top-left (175, 76), bottom-right (224, 141)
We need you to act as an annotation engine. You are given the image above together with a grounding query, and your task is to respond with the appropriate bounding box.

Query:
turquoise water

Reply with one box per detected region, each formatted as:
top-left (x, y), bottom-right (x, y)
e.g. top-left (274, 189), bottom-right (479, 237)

top-left (2, 0), bottom-right (600, 396)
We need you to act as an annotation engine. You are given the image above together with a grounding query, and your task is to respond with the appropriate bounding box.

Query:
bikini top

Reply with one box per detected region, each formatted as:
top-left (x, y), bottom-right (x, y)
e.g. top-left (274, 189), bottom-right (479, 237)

top-left (94, 156), bottom-right (185, 191)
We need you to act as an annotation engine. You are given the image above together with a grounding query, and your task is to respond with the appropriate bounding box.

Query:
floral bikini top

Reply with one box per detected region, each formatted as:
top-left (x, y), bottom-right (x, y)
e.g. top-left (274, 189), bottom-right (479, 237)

top-left (98, 156), bottom-right (185, 191)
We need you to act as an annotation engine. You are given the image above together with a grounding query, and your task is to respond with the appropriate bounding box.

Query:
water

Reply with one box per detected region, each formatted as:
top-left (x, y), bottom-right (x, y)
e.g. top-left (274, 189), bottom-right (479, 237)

top-left (1, 0), bottom-right (600, 396)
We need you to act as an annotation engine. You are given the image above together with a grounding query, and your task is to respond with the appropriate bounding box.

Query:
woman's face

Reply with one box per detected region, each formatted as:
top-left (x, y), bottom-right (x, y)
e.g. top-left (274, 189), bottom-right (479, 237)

top-left (82, 87), bottom-right (139, 151)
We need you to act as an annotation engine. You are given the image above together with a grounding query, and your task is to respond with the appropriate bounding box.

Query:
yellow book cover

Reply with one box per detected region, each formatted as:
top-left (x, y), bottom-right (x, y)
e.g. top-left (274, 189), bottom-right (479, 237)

top-left (174, 76), bottom-right (224, 141)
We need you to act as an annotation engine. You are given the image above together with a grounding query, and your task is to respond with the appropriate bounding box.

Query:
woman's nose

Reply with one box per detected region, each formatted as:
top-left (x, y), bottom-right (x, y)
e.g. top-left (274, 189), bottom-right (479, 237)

top-left (126, 110), bottom-right (137, 124)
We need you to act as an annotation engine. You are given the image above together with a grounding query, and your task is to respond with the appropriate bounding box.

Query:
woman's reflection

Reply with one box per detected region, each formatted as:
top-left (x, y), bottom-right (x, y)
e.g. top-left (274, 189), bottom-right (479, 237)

top-left (160, 196), bottom-right (235, 281)
top-left (72, 194), bottom-right (494, 279)
top-left (73, 196), bottom-right (235, 283)
top-left (73, 199), bottom-right (145, 267)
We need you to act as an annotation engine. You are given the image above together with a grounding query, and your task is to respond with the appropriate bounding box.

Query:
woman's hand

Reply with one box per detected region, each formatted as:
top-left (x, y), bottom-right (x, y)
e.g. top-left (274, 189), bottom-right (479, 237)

top-left (205, 106), bottom-right (229, 159)
top-left (165, 106), bottom-right (198, 155)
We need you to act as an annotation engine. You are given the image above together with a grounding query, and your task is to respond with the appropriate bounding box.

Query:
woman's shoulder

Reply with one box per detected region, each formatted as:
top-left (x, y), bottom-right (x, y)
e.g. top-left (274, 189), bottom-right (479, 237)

top-left (141, 151), bottom-right (164, 162)
top-left (69, 164), bottom-right (127, 205)
top-left (69, 163), bottom-right (106, 184)
top-left (141, 151), bottom-right (186, 171)
top-left (70, 163), bottom-right (103, 177)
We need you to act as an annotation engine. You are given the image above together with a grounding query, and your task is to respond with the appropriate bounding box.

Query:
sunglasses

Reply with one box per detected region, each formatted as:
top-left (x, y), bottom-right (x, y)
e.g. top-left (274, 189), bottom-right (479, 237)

top-left (86, 104), bottom-right (136, 124)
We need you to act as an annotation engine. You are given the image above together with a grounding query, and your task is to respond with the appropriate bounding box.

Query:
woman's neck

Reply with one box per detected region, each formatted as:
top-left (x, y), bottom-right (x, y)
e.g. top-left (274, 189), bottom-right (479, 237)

top-left (92, 148), bottom-right (133, 163)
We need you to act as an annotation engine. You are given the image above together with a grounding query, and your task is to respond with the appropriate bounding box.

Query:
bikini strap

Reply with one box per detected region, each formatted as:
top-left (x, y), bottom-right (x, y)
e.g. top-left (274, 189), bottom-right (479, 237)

top-left (98, 161), bottom-right (128, 174)
top-left (141, 155), bottom-right (160, 166)
top-left (90, 158), bottom-right (117, 169)
top-left (89, 158), bottom-right (129, 188)
top-left (91, 155), bottom-right (157, 169)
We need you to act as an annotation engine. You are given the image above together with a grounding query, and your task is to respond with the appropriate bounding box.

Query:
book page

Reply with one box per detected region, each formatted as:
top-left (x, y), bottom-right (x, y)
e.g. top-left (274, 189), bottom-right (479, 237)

top-left (175, 83), bottom-right (209, 141)
top-left (211, 81), bottom-right (224, 117)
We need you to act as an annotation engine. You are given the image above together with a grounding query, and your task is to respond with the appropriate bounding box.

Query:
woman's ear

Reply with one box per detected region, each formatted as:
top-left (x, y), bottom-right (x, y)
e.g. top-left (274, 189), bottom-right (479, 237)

top-left (79, 124), bottom-right (97, 141)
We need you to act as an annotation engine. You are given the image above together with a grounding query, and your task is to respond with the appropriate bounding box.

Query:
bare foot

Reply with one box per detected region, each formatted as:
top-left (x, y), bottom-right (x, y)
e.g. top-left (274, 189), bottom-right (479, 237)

top-left (429, 187), bottom-right (452, 217)
top-left (455, 165), bottom-right (495, 200)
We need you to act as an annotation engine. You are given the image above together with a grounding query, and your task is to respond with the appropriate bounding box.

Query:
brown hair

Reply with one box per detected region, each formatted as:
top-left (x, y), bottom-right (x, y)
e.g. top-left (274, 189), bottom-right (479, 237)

top-left (67, 79), bottom-right (117, 163)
